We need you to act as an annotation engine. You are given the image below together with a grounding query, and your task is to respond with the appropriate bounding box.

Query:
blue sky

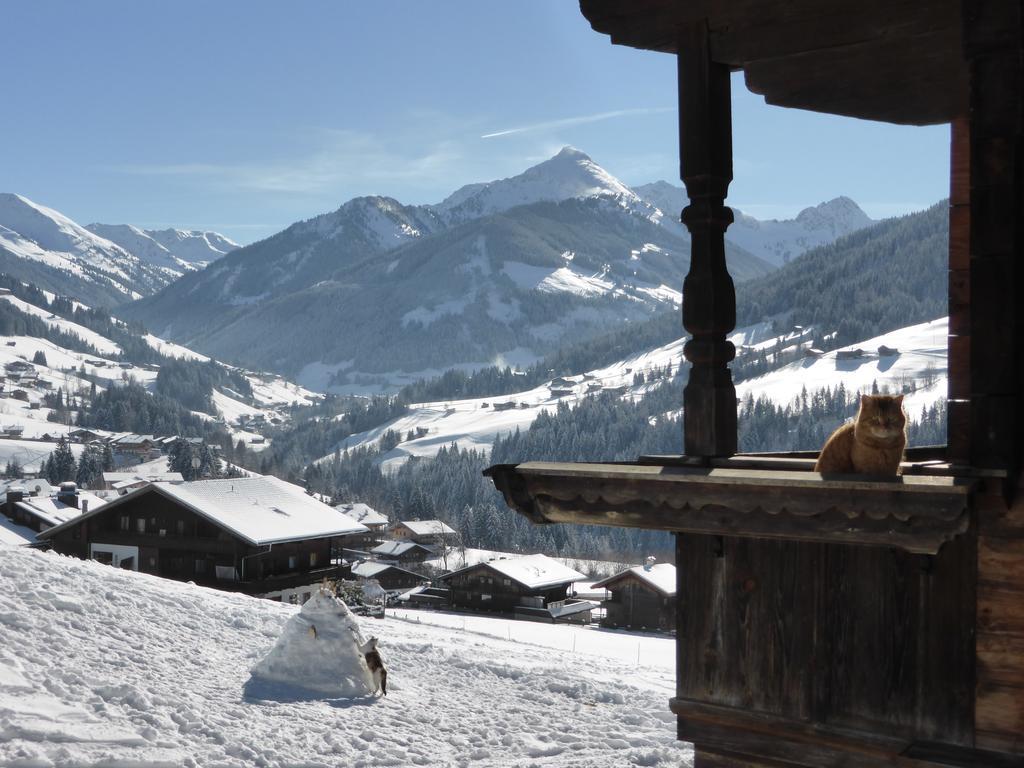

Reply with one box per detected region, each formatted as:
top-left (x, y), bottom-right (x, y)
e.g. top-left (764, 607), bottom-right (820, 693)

top-left (1, 1), bottom-right (950, 244)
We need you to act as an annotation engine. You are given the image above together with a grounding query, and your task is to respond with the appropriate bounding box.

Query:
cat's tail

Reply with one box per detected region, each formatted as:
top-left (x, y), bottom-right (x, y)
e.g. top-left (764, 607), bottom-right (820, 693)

top-left (381, 669), bottom-right (388, 696)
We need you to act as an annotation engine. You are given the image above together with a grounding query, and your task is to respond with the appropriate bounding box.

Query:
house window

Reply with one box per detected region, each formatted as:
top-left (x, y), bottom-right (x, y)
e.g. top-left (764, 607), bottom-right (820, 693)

top-left (177, 520), bottom-right (185, 535)
top-left (120, 516), bottom-right (129, 531)
top-left (136, 518), bottom-right (146, 533)
top-left (482, 594), bottom-right (492, 601)
top-left (503, 578), bottom-right (511, 586)
top-left (195, 559), bottom-right (207, 575)
top-left (309, 552), bottom-right (319, 567)
top-left (288, 555), bottom-right (297, 570)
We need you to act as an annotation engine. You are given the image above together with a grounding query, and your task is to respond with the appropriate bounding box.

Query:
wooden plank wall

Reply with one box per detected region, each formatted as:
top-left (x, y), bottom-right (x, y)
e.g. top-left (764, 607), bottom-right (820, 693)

top-left (964, 0), bottom-right (1024, 753)
top-left (676, 533), bottom-right (976, 750)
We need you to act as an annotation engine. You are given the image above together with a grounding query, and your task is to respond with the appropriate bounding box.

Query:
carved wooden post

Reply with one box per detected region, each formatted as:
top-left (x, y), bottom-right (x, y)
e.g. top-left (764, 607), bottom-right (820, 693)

top-left (678, 21), bottom-right (737, 458)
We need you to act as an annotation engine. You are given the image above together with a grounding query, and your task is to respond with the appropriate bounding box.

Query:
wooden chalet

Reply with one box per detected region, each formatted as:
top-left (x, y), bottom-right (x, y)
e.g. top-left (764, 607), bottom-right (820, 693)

top-left (437, 553), bottom-right (592, 622)
top-left (486, 1), bottom-right (1024, 765)
top-left (591, 560), bottom-right (676, 633)
top-left (350, 561), bottom-right (425, 591)
top-left (37, 476), bottom-right (366, 602)
top-left (389, 519), bottom-right (458, 546)
top-left (370, 539), bottom-right (435, 563)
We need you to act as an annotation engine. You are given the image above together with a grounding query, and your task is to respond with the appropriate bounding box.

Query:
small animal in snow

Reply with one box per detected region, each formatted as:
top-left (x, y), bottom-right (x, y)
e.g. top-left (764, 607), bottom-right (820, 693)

top-left (359, 636), bottom-right (388, 696)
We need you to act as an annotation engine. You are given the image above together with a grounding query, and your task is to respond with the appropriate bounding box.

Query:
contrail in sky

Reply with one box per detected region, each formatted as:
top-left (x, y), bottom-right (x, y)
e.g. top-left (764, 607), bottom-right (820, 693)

top-left (481, 107), bottom-right (673, 139)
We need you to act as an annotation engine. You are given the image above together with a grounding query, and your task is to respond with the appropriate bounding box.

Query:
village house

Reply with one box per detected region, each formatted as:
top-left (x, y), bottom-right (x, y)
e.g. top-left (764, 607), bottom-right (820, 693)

top-left (36, 476), bottom-right (366, 603)
top-left (333, 501), bottom-right (389, 548)
top-left (389, 519), bottom-right (457, 546)
top-left (101, 471), bottom-right (185, 494)
top-left (350, 561), bottom-right (425, 592)
top-left (438, 553), bottom-right (593, 623)
top-left (5, 482), bottom-right (107, 533)
top-left (591, 559), bottom-right (676, 632)
top-left (370, 539), bottom-right (435, 564)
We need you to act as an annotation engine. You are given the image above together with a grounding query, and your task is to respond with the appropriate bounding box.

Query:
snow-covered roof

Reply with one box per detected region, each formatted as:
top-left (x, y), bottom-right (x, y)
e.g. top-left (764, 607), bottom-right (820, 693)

top-left (444, 553), bottom-right (585, 590)
top-left (0, 515), bottom-right (34, 546)
top-left (39, 476), bottom-right (367, 546)
top-left (393, 520), bottom-right (456, 537)
top-left (371, 540), bottom-right (432, 557)
top-left (14, 492), bottom-right (108, 528)
top-left (334, 502), bottom-right (389, 528)
top-left (102, 471), bottom-right (184, 484)
top-left (592, 563), bottom-right (676, 596)
top-left (351, 561), bottom-right (423, 579)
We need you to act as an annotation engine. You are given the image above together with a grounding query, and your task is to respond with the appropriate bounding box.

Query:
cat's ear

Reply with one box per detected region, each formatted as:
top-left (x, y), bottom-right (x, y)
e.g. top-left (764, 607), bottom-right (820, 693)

top-left (895, 394), bottom-right (904, 406)
top-left (860, 393), bottom-right (870, 408)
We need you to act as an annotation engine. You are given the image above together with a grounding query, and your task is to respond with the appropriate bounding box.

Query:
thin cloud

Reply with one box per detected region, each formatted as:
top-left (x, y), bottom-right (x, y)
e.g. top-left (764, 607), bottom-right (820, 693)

top-left (481, 107), bottom-right (673, 139)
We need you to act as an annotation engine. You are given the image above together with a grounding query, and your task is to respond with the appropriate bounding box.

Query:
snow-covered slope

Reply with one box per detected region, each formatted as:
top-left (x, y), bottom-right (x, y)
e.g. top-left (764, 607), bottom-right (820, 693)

top-left (736, 318), bottom-right (948, 416)
top-left (325, 317), bottom-right (947, 471)
top-left (0, 194), bottom-right (173, 304)
top-left (0, 544), bottom-right (689, 767)
top-left (633, 182), bottom-right (874, 267)
top-left (433, 146), bottom-right (652, 225)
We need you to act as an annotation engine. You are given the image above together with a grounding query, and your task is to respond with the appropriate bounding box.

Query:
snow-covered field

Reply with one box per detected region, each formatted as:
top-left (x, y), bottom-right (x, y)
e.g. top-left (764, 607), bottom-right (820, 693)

top-left (0, 545), bottom-right (690, 767)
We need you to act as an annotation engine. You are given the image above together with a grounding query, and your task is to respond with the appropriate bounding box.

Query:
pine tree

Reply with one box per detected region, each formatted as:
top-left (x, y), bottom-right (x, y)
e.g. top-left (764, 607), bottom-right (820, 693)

top-left (47, 436), bottom-right (76, 483)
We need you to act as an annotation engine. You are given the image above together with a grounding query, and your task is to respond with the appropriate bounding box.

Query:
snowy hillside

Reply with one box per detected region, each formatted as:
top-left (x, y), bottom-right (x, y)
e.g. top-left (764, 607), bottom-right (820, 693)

top-left (86, 223), bottom-right (238, 275)
top-left (633, 182), bottom-right (874, 267)
top-left (0, 544), bottom-right (689, 767)
top-left (0, 194), bottom-right (174, 304)
top-left (325, 317), bottom-right (947, 470)
top-left (0, 289), bottom-right (318, 452)
top-left (735, 318), bottom-right (948, 416)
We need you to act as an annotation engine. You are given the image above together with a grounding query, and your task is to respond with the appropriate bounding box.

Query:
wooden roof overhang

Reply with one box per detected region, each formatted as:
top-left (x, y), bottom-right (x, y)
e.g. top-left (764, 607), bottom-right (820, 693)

top-left (579, 0), bottom-right (968, 125)
top-left (486, 457), bottom-right (975, 555)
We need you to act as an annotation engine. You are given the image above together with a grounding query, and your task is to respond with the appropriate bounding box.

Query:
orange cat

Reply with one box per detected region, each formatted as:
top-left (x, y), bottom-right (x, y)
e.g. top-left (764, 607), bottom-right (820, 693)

top-left (814, 394), bottom-right (907, 475)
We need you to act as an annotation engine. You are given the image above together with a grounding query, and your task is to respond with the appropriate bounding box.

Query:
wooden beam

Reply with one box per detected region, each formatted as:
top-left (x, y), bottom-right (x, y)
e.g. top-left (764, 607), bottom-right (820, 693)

top-left (485, 461), bottom-right (973, 554)
top-left (678, 21), bottom-right (738, 457)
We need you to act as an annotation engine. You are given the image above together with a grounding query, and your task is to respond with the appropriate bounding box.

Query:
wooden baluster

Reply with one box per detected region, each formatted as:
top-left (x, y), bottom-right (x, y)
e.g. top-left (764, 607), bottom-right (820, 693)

top-left (678, 21), bottom-right (737, 458)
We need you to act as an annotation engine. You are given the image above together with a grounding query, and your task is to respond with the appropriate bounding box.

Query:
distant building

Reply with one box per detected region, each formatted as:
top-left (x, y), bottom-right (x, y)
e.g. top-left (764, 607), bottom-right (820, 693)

top-left (591, 560), bottom-right (676, 632)
top-left (390, 519), bottom-right (458, 546)
top-left (878, 345), bottom-right (900, 356)
top-left (836, 348), bottom-right (865, 360)
top-left (37, 476), bottom-right (366, 603)
top-left (438, 553), bottom-right (593, 623)
top-left (370, 540), bottom-right (435, 563)
top-left (102, 471), bottom-right (186, 495)
top-left (350, 561), bottom-right (425, 591)
top-left (5, 482), bottom-right (107, 533)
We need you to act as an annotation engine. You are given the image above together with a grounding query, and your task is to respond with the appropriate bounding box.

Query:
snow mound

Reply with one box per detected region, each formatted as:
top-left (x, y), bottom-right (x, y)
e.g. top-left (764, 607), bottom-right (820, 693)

top-left (248, 591), bottom-right (375, 698)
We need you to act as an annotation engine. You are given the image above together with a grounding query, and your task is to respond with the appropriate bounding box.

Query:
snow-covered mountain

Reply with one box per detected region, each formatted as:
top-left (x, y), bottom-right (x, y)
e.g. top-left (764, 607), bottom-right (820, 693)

top-left (86, 223), bottom-right (238, 275)
top-left (123, 149), bottom-right (773, 390)
top-left (0, 194), bottom-right (174, 305)
top-left (433, 146), bottom-right (656, 225)
top-left (632, 182), bottom-right (874, 267)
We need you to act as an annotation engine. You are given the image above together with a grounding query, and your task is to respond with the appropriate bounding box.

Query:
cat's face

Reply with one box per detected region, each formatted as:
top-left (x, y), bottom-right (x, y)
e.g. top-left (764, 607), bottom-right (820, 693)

top-left (859, 394), bottom-right (906, 439)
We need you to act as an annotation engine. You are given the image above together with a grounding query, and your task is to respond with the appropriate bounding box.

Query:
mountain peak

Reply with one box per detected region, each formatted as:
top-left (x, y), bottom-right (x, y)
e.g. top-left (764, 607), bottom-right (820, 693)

top-left (433, 147), bottom-right (639, 225)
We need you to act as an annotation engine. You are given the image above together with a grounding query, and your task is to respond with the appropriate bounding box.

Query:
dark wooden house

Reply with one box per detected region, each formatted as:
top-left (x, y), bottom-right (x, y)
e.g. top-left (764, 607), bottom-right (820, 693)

top-left (350, 561), bottom-right (425, 591)
top-left (37, 476), bottom-right (365, 602)
top-left (438, 553), bottom-right (586, 617)
top-left (370, 539), bottom-right (435, 563)
top-left (486, 1), bottom-right (1024, 765)
top-left (591, 561), bottom-right (676, 632)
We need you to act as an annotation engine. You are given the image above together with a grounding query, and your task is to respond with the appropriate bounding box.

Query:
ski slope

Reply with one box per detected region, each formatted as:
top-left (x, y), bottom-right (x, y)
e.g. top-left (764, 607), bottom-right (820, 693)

top-left (0, 544), bottom-right (690, 767)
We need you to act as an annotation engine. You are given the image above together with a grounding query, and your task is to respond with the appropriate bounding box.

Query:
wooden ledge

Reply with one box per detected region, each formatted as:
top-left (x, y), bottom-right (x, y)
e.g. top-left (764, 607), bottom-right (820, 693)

top-left (669, 699), bottom-right (1024, 768)
top-left (484, 460), bottom-right (974, 554)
